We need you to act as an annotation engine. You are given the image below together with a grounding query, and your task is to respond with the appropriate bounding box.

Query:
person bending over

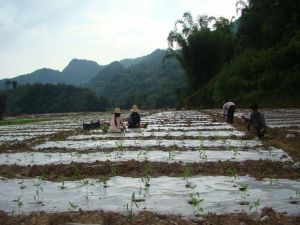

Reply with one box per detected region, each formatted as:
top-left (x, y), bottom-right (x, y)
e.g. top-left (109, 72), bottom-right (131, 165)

top-left (223, 101), bottom-right (236, 124)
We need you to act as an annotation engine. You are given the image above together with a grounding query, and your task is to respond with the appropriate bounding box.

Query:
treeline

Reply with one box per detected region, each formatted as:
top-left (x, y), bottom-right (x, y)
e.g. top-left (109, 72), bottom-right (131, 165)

top-left (168, 0), bottom-right (300, 108)
top-left (0, 84), bottom-right (107, 117)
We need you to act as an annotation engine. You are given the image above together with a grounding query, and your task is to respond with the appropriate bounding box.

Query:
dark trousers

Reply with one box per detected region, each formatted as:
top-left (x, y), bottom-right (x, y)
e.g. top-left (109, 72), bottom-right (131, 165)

top-left (227, 105), bottom-right (235, 124)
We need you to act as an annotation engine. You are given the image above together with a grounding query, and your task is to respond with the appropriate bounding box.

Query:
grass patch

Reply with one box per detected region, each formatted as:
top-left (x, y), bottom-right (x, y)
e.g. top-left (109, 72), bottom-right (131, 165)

top-left (0, 117), bottom-right (51, 126)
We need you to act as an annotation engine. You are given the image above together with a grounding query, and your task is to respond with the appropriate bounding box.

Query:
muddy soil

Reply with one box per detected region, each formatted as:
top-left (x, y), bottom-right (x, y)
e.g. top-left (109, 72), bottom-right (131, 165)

top-left (0, 208), bottom-right (299, 225)
top-left (1, 160), bottom-right (299, 181)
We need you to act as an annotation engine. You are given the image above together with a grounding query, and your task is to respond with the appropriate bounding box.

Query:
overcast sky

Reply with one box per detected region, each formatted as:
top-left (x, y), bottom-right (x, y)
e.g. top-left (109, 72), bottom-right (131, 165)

top-left (0, 0), bottom-right (237, 79)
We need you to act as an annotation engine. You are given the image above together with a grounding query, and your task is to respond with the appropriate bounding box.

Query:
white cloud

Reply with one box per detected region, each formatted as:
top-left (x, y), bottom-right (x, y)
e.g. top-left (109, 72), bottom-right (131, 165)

top-left (0, 0), bottom-right (237, 78)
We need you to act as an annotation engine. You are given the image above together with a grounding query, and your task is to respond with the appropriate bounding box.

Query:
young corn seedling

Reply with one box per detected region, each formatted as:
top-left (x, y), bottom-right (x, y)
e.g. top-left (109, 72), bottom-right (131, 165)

top-left (73, 165), bottom-right (81, 180)
top-left (124, 192), bottom-right (139, 218)
top-left (68, 201), bottom-right (79, 211)
top-left (230, 146), bottom-right (240, 160)
top-left (239, 183), bottom-right (250, 206)
top-left (12, 196), bottom-right (23, 215)
top-left (167, 150), bottom-right (176, 161)
top-left (269, 173), bottom-right (279, 186)
top-left (98, 176), bottom-right (108, 188)
top-left (58, 180), bottom-right (66, 190)
top-left (18, 180), bottom-right (26, 191)
top-left (248, 199), bottom-right (260, 213)
top-left (142, 164), bottom-right (154, 192)
top-left (115, 142), bottom-right (124, 158)
top-left (226, 167), bottom-right (239, 183)
top-left (111, 164), bottom-right (118, 177)
top-left (187, 183), bottom-right (204, 216)
top-left (183, 165), bottom-right (192, 188)
top-left (82, 179), bottom-right (94, 201)
top-left (33, 178), bottom-right (43, 204)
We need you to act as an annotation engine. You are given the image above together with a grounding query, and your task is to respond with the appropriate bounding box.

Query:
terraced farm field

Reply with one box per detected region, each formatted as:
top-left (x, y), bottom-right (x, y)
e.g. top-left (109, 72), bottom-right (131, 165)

top-left (0, 110), bottom-right (299, 225)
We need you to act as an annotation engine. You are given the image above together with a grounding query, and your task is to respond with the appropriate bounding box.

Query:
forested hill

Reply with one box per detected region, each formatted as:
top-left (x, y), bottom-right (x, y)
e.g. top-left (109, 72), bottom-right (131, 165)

top-left (4, 84), bottom-right (107, 116)
top-left (0, 59), bottom-right (103, 88)
top-left (0, 49), bottom-right (187, 109)
top-left (167, 0), bottom-right (300, 108)
top-left (89, 49), bottom-right (187, 109)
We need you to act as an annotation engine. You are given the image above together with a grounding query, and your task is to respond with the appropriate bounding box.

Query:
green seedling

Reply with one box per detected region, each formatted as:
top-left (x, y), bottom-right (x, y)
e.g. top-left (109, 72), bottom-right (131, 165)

top-left (12, 196), bottom-right (23, 215)
top-left (82, 179), bottom-right (94, 201)
top-left (137, 149), bottom-right (149, 160)
top-left (230, 146), bottom-right (240, 159)
top-left (18, 180), bottom-right (26, 190)
top-left (101, 124), bottom-right (109, 133)
top-left (198, 149), bottom-right (207, 160)
top-left (58, 180), bottom-right (66, 190)
top-left (115, 142), bottom-right (124, 158)
top-left (73, 166), bottom-right (81, 180)
top-left (111, 164), bottom-right (118, 177)
top-left (248, 199), bottom-right (260, 212)
top-left (183, 165), bottom-right (191, 181)
top-left (226, 167), bottom-right (239, 182)
top-left (186, 183), bottom-right (204, 216)
top-left (239, 183), bottom-right (249, 192)
top-left (33, 179), bottom-right (43, 204)
top-left (141, 176), bottom-right (150, 191)
top-left (125, 192), bottom-right (139, 218)
top-left (68, 201), bottom-right (79, 211)
top-left (168, 150), bottom-right (176, 161)
top-left (239, 183), bottom-right (250, 205)
top-left (98, 176), bottom-right (108, 188)
top-left (141, 164), bottom-right (154, 191)
top-left (269, 173), bottom-right (279, 186)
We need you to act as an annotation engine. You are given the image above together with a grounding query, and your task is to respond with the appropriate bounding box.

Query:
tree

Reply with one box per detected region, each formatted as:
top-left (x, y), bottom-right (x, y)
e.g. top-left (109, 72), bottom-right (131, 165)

top-left (12, 80), bottom-right (18, 89)
top-left (0, 93), bottom-right (7, 120)
top-left (165, 12), bottom-right (234, 93)
top-left (4, 80), bottom-right (11, 90)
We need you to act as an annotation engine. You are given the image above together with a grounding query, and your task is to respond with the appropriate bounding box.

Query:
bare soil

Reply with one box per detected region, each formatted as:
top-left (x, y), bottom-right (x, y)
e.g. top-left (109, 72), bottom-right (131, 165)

top-left (1, 160), bottom-right (299, 181)
top-left (0, 208), bottom-right (299, 225)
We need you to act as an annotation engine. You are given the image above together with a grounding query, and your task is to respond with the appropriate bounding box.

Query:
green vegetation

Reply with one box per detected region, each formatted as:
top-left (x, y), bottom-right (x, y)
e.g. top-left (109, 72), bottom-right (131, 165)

top-left (0, 117), bottom-right (50, 126)
top-left (168, 0), bottom-right (300, 108)
top-left (89, 49), bottom-right (187, 109)
top-left (0, 92), bottom-right (7, 120)
top-left (2, 83), bottom-right (107, 116)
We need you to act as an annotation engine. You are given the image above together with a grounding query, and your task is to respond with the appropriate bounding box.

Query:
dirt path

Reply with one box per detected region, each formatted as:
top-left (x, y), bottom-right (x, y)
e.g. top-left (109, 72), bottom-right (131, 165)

top-left (0, 208), bottom-right (299, 225)
top-left (1, 160), bottom-right (299, 181)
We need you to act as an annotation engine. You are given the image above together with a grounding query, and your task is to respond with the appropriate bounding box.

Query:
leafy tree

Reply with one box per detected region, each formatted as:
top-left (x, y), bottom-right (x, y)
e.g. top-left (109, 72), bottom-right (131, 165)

top-left (12, 80), bottom-right (18, 89)
top-left (4, 80), bottom-right (11, 90)
top-left (0, 93), bottom-right (7, 120)
top-left (5, 84), bottom-right (107, 116)
top-left (236, 0), bottom-right (300, 50)
top-left (166, 12), bottom-right (234, 93)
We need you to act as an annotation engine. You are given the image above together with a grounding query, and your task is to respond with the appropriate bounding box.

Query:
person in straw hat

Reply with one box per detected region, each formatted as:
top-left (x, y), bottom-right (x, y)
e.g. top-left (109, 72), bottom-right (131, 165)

top-left (108, 107), bottom-right (126, 132)
top-left (127, 105), bottom-right (141, 128)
